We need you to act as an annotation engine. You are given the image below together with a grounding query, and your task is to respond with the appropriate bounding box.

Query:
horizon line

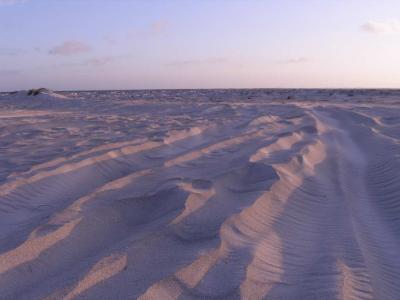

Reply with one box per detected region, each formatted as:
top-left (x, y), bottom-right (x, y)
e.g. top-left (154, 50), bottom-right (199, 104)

top-left (2, 87), bottom-right (400, 93)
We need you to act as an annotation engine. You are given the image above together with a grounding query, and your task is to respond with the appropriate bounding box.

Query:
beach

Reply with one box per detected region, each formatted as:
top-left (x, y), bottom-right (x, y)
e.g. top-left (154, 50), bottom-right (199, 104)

top-left (0, 89), bottom-right (400, 299)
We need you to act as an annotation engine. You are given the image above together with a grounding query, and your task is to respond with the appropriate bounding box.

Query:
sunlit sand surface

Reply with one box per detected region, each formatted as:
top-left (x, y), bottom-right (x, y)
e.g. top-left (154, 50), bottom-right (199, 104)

top-left (0, 89), bottom-right (400, 299)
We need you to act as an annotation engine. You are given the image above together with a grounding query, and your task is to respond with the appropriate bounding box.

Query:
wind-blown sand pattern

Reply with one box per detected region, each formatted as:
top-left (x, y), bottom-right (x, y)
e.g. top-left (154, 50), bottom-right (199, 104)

top-left (0, 89), bottom-right (400, 299)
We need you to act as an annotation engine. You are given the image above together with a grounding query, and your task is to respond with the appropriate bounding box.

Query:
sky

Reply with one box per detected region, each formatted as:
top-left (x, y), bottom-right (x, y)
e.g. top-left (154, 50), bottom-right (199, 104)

top-left (0, 0), bottom-right (400, 91)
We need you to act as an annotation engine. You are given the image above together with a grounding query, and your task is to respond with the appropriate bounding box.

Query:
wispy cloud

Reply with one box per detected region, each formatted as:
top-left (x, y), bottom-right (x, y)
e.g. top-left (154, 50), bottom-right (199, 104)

top-left (148, 20), bottom-right (171, 36)
top-left (165, 57), bottom-right (228, 67)
top-left (361, 20), bottom-right (400, 34)
top-left (49, 40), bottom-right (91, 56)
top-left (130, 20), bottom-right (172, 38)
top-left (277, 57), bottom-right (310, 64)
top-left (45, 55), bottom-right (125, 69)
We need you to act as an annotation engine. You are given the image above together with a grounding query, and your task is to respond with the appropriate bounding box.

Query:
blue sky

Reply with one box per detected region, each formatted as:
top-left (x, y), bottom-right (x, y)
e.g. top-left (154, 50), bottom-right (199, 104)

top-left (1, 0), bottom-right (400, 91)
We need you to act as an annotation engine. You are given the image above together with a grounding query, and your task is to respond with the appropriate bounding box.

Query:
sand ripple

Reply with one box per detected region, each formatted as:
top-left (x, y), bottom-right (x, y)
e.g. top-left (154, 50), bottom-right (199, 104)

top-left (0, 94), bottom-right (400, 299)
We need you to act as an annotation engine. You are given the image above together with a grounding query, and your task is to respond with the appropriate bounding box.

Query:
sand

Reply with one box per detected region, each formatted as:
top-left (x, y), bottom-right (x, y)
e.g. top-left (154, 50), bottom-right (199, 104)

top-left (0, 89), bottom-right (399, 299)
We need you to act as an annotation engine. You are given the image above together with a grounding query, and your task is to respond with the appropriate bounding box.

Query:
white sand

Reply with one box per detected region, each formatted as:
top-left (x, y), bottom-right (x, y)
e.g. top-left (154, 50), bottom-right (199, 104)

top-left (0, 89), bottom-right (399, 299)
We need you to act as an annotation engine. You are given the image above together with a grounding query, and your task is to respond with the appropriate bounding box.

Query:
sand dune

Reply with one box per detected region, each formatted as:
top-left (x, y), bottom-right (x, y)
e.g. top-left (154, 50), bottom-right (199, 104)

top-left (0, 90), bottom-right (399, 299)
